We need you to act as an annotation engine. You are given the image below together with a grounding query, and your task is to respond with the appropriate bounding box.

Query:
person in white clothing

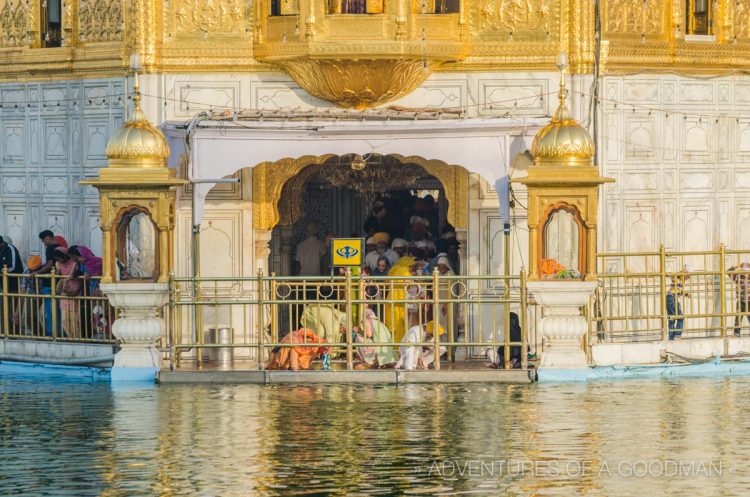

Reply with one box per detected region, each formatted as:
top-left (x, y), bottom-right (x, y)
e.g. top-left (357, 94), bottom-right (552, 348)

top-left (395, 320), bottom-right (446, 370)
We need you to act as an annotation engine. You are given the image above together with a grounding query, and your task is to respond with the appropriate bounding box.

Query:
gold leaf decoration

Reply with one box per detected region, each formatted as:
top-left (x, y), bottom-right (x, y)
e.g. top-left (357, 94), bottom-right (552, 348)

top-left (278, 58), bottom-right (437, 109)
top-left (604, 0), bottom-right (662, 35)
top-left (480, 0), bottom-right (553, 33)
top-left (79, 0), bottom-right (124, 43)
top-left (0, 0), bottom-right (29, 48)
top-left (175, 0), bottom-right (243, 35)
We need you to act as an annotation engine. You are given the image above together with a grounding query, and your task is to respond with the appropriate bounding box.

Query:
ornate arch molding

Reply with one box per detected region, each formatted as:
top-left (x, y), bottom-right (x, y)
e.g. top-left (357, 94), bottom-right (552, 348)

top-left (251, 154), bottom-right (470, 231)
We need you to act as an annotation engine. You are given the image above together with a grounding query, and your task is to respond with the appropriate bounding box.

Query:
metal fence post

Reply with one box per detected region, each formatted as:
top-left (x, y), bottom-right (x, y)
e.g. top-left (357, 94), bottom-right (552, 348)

top-left (503, 276), bottom-right (511, 370)
top-left (257, 269), bottom-right (265, 370)
top-left (50, 268), bottom-right (58, 341)
top-left (659, 245), bottom-right (668, 342)
top-left (520, 271), bottom-right (528, 370)
top-left (719, 244), bottom-right (727, 338)
top-left (432, 268), bottom-right (441, 370)
top-left (345, 268), bottom-right (354, 370)
top-left (167, 270), bottom-right (175, 369)
top-left (2, 266), bottom-right (8, 338)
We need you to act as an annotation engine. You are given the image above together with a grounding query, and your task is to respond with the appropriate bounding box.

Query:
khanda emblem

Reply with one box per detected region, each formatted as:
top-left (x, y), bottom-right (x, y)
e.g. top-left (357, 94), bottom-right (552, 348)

top-left (336, 245), bottom-right (359, 259)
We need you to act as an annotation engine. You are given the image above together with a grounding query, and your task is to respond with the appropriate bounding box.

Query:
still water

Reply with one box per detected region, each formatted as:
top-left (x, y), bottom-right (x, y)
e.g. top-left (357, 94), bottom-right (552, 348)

top-left (1, 374), bottom-right (749, 497)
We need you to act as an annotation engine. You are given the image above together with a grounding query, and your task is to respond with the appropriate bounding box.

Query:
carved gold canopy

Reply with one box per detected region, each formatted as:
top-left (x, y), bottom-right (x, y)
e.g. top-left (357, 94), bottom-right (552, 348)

top-left (253, 0), bottom-right (468, 108)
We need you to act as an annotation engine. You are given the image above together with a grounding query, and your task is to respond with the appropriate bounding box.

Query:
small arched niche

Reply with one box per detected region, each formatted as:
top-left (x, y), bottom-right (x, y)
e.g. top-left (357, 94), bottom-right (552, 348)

top-left (541, 203), bottom-right (585, 279)
top-left (115, 207), bottom-right (158, 281)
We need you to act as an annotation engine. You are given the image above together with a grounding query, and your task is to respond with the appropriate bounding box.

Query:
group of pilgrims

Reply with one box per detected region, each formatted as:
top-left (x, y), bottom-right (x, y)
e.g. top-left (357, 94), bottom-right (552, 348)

top-left (266, 195), bottom-right (462, 371)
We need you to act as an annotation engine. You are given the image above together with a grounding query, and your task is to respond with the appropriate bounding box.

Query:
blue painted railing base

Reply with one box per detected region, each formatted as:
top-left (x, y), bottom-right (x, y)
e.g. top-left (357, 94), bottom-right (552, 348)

top-left (0, 361), bottom-right (110, 381)
top-left (538, 358), bottom-right (750, 382)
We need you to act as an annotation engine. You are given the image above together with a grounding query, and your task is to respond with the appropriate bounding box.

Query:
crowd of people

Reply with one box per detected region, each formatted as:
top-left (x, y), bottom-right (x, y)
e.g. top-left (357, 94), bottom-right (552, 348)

top-left (0, 230), bottom-right (111, 340)
top-left (267, 195), bottom-right (466, 371)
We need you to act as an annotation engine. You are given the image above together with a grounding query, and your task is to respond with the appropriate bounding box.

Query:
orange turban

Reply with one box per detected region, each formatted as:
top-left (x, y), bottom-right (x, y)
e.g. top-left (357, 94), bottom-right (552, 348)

top-left (27, 255), bottom-right (42, 271)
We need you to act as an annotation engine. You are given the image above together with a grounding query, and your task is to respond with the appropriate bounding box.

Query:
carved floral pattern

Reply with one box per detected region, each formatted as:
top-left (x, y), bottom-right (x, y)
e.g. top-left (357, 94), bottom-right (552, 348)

top-left (79, 0), bottom-right (123, 43)
top-left (736, 0), bottom-right (750, 40)
top-left (605, 0), bottom-right (662, 35)
top-left (0, 0), bottom-right (29, 48)
top-left (175, 0), bottom-right (243, 35)
top-left (480, 0), bottom-right (553, 33)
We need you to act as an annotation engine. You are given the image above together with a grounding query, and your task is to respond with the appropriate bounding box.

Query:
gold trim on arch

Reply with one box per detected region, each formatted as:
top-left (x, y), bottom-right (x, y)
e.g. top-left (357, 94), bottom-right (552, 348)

top-left (251, 154), bottom-right (470, 231)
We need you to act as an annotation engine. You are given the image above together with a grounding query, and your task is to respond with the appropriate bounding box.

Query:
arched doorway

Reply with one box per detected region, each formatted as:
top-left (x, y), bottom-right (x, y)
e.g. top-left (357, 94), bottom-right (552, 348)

top-left (269, 154), bottom-right (455, 277)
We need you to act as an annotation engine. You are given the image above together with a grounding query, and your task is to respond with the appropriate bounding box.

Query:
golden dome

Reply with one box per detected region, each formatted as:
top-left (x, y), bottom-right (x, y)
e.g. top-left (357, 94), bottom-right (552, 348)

top-left (105, 75), bottom-right (170, 168)
top-left (531, 79), bottom-right (595, 165)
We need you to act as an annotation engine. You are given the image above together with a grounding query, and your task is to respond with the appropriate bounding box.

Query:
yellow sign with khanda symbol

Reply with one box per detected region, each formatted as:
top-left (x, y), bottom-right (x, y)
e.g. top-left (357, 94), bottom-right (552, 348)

top-left (331, 238), bottom-right (364, 267)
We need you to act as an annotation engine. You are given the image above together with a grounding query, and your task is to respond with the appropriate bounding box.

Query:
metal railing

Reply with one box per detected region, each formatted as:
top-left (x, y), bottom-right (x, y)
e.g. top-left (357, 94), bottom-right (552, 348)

top-left (168, 270), bottom-right (530, 371)
top-left (591, 246), bottom-right (750, 344)
top-left (0, 269), bottom-right (117, 344)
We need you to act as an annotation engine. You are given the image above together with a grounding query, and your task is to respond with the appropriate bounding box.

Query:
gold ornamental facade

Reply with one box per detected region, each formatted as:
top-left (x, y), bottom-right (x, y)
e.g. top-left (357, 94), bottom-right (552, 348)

top-left (4, 1), bottom-right (750, 92)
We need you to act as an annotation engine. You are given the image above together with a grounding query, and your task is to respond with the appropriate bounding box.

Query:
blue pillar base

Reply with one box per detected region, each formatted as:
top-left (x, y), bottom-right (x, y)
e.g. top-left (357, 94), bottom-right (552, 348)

top-left (110, 367), bottom-right (159, 383)
top-left (537, 368), bottom-right (592, 382)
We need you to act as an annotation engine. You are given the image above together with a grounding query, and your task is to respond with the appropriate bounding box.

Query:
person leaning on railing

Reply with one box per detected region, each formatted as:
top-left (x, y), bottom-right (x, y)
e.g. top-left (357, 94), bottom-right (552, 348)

top-left (18, 256), bottom-right (43, 336)
top-left (51, 247), bottom-right (83, 339)
top-left (729, 262), bottom-right (750, 337)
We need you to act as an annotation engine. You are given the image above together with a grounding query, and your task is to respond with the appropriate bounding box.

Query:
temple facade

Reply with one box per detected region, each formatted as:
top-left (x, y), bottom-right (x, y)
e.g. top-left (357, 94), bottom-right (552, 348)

top-left (1, 0), bottom-right (750, 279)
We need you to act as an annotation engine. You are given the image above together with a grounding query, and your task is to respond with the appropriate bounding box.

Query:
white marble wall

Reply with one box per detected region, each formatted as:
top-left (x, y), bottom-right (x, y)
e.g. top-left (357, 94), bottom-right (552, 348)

top-left (599, 74), bottom-right (750, 270)
top-left (0, 78), bottom-right (125, 258)
top-left (11, 71), bottom-right (750, 276)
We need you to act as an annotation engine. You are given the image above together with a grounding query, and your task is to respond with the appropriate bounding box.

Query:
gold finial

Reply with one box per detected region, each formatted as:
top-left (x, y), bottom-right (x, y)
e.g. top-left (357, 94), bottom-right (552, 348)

top-left (529, 52), bottom-right (595, 163)
top-left (104, 54), bottom-right (170, 166)
top-left (133, 70), bottom-right (141, 109)
top-left (553, 53), bottom-right (571, 122)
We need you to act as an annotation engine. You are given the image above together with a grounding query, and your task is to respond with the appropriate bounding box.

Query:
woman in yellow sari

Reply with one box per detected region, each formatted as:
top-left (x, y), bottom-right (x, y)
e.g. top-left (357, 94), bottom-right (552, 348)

top-left (383, 256), bottom-right (415, 343)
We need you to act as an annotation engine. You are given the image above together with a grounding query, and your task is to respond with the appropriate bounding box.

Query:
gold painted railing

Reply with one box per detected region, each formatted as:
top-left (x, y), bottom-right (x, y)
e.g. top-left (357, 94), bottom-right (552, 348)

top-left (168, 271), bottom-right (530, 371)
top-left (591, 246), bottom-right (750, 344)
top-left (0, 270), bottom-right (117, 344)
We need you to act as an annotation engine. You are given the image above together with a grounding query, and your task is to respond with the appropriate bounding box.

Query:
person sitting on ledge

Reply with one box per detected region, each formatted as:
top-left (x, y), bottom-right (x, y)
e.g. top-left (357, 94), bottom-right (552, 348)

top-left (353, 307), bottom-right (396, 369)
top-left (395, 320), bottom-right (446, 371)
top-left (265, 328), bottom-right (328, 371)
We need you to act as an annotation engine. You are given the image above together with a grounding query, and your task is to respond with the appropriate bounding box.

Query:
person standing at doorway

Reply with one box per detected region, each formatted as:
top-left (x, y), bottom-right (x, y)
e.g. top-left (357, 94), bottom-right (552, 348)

top-left (730, 261), bottom-right (750, 337)
top-left (294, 223), bottom-right (327, 326)
top-left (295, 222), bottom-right (326, 277)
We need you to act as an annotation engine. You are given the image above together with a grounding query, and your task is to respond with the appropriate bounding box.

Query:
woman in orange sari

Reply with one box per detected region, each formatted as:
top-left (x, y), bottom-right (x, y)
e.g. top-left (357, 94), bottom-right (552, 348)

top-left (265, 328), bottom-right (328, 371)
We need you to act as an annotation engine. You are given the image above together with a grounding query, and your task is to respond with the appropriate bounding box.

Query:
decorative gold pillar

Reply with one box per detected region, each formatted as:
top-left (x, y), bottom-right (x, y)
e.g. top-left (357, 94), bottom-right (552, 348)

top-left (80, 74), bottom-right (185, 382)
top-left (514, 69), bottom-right (613, 375)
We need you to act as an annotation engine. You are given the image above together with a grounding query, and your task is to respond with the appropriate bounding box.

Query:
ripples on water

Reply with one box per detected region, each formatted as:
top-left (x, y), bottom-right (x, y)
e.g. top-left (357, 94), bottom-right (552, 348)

top-left (1, 375), bottom-right (750, 496)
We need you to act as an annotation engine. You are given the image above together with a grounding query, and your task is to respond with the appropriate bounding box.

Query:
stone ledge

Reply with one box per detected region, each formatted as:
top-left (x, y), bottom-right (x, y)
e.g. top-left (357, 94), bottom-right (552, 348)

top-left (158, 369), bottom-right (533, 384)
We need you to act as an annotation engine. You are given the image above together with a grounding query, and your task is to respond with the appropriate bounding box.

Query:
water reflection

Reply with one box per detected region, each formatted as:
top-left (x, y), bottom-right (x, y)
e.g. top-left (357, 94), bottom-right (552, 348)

top-left (2, 377), bottom-right (750, 496)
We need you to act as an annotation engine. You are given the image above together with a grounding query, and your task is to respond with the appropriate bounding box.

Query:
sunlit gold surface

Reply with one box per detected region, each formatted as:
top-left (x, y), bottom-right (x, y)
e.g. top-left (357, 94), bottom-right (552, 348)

top-left (105, 78), bottom-right (171, 168)
top-left (531, 76), bottom-right (595, 164)
top-left (2, 1), bottom-right (750, 86)
top-left (253, 154), bottom-right (469, 230)
top-left (273, 58), bottom-right (439, 109)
